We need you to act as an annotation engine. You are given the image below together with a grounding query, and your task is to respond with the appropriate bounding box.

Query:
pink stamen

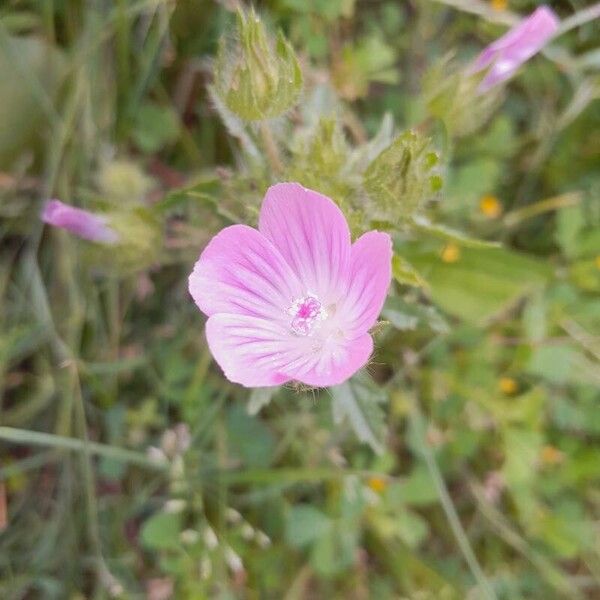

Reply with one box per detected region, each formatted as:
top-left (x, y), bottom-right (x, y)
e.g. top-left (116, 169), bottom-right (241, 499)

top-left (288, 293), bottom-right (327, 336)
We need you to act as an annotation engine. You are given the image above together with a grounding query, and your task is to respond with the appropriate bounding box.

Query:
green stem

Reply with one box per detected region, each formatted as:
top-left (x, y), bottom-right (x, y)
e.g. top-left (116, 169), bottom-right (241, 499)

top-left (259, 121), bottom-right (284, 174)
top-left (0, 426), bottom-right (167, 472)
top-left (411, 406), bottom-right (497, 600)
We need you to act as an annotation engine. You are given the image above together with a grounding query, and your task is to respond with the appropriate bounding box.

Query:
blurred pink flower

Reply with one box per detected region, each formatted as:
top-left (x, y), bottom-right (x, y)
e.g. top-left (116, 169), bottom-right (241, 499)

top-left (189, 183), bottom-right (392, 388)
top-left (474, 6), bottom-right (560, 91)
top-left (41, 199), bottom-right (119, 244)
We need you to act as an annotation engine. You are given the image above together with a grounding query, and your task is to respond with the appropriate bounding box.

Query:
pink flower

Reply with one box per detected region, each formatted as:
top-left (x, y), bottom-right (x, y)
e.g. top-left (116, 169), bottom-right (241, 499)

top-left (41, 199), bottom-right (119, 244)
top-left (474, 6), bottom-right (560, 91)
top-left (188, 183), bottom-right (392, 388)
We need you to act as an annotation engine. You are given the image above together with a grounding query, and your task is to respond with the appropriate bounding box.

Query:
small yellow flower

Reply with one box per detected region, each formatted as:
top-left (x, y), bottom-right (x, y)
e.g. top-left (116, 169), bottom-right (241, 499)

top-left (367, 476), bottom-right (388, 494)
top-left (479, 194), bottom-right (503, 218)
top-left (441, 243), bottom-right (460, 263)
top-left (491, 0), bottom-right (508, 11)
top-left (540, 445), bottom-right (564, 465)
top-left (595, 255), bottom-right (600, 270)
top-left (499, 377), bottom-right (518, 395)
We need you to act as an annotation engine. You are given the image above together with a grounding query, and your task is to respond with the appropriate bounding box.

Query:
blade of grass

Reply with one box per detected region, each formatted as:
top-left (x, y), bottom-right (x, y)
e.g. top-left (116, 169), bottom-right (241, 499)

top-left (0, 426), bottom-right (167, 472)
top-left (410, 404), bottom-right (498, 600)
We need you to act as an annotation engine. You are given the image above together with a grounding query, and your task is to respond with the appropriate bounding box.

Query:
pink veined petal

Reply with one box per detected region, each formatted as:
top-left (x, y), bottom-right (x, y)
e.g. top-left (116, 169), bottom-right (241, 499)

top-left (474, 6), bottom-right (559, 91)
top-left (41, 199), bottom-right (119, 244)
top-left (258, 183), bottom-right (351, 302)
top-left (188, 224), bottom-right (303, 319)
top-left (286, 333), bottom-right (374, 388)
top-left (205, 314), bottom-right (293, 387)
top-left (206, 314), bottom-right (374, 388)
top-left (338, 231), bottom-right (392, 337)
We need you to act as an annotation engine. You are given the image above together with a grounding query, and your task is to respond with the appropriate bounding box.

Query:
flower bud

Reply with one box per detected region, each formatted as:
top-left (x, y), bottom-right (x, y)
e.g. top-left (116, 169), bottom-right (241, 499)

top-left (364, 130), bottom-right (442, 222)
top-left (213, 8), bottom-right (302, 121)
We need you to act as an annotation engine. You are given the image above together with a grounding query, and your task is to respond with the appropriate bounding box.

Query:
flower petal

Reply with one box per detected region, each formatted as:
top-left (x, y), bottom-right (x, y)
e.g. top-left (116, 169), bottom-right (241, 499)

top-left (258, 183), bottom-right (351, 301)
top-left (189, 224), bottom-right (302, 319)
top-left (206, 313), bottom-right (374, 388)
top-left (339, 231), bottom-right (392, 336)
top-left (287, 333), bottom-right (374, 388)
top-left (205, 314), bottom-right (292, 387)
top-left (41, 199), bottom-right (119, 244)
top-left (474, 6), bottom-right (559, 91)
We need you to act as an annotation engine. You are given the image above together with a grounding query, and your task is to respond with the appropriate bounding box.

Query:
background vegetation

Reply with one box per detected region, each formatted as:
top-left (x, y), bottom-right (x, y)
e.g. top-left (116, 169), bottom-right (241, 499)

top-left (1, 0), bottom-right (599, 598)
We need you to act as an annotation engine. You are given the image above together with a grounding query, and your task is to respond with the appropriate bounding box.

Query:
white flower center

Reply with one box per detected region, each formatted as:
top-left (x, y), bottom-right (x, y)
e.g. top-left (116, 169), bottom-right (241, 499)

top-left (287, 293), bottom-right (328, 336)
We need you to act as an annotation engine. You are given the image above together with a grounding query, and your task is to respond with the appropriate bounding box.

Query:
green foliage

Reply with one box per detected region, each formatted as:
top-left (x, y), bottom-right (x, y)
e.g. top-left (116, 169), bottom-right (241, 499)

top-left (331, 376), bottom-right (387, 454)
top-left (2, 1), bottom-right (600, 599)
top-left (423, 56), bottom-right (502, 138)
top-left (131, 102), bottom-right (180, 153)
top-left (0, 34), bottom-right (65, 167)
top-left (285, 505), bottom-right (332, 548)
top-left (332, 35), bottom-right (399, 100)
top-left (400, 243), bottom-right (550, 324)
top-left (141, 511), bottom-right (183, 550)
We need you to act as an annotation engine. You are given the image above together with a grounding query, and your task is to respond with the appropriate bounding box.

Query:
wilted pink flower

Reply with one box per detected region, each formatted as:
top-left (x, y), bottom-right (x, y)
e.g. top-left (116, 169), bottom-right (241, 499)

top-left (474, 6), bottom-right (560, 91)
top-left (41, 199), bottom-right (119, 244)
top-left (189, 183), bottom-right (392, 388)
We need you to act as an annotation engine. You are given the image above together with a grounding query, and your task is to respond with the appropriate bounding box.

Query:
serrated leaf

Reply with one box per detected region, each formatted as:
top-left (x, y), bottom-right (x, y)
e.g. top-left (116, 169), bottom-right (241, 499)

top-left (331, 376), bottom-right (387, 454)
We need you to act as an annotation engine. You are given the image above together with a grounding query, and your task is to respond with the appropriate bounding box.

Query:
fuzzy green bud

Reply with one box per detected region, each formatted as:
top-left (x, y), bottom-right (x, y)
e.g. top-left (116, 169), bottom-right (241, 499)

top-left (214, 9), bottom-right (303, 121)
top-left (97, 159), bottom-right (152, 206)
top-left (364, 130), bottom-right (442, 222)
top-left (85, 207), bottom-right (162, 274)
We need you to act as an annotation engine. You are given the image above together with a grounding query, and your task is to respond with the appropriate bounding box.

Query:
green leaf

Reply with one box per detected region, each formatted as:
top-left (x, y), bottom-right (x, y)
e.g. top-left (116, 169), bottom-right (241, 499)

top-left (310, 523), bottom-right (357, 577)
top-left (285, 505), bottom-right (332, 548)
top-left (396, 508), bottom-right (429, 548)
top-left (399, 242), bottom-right (551, 324)
top-left (226, 405), bottom-right (276, 467)
top-left (526, 345), bottom-right (597, 385)
top-left (131, 102), bottom-right (180, 153)
top-left (555, 205), bottom-right (584, 258)
top-left (332, 34), bottom-right (399, 100)
top-left (140, 512), bottom-right (182, 550)
top-left (411, 216), bottom-right (500, 248)
top-left (382, 296), bottom-right (449, 334)
top-left (247, 387), bottom-right (276, 416)
top-left (331, 376), bottom-right (387, 454)
top-left (502, 428), bottom-right (542, 522)
top-left (446, 158), bottom-right (501, 211)
top-left (0, 34), bottom-right (65, 167)
top-left (522, 291), bottom-right (547, 344)
top-left (392, 254), bottom-right (428, 288)
top-left (398, 465), bottom-right (438, 506)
